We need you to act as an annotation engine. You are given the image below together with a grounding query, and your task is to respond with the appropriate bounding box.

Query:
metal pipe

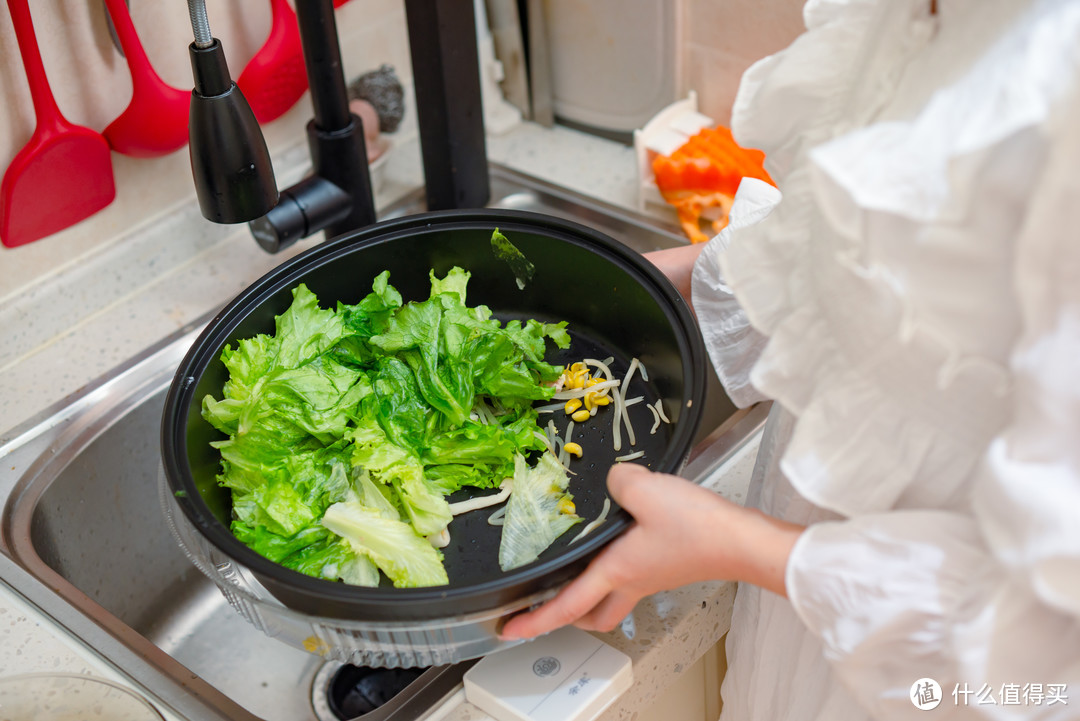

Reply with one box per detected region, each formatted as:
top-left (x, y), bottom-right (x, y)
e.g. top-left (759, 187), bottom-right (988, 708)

top-left (403, 0), bottom-right (490, 210)
top-left (295, 0), bottom-right (351, 132)
top-left (247, 0), bottom-right (375, 251)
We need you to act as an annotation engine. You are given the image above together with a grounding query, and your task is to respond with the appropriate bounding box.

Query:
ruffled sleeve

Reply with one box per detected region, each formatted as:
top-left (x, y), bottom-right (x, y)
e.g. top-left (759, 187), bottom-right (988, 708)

top-left (690, 179), bottom-right (782, 409)
top-left (785, 83), bottom-right (1080, 718)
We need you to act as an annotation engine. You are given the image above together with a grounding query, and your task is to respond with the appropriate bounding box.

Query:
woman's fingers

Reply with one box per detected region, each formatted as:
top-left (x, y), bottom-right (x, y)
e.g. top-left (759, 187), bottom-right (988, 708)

top-left (573, 589), bottom-right (641, 633)
top-left (606, 462), bottom-right (666, 514)
top-left (498, 463), bottom-right (804, 643)
top-left (500, 465), bottom-right (762, 641)
top-left (497, 468), bottom-right (658, 642)
top-left (500, 559), bottom-right (617, 639)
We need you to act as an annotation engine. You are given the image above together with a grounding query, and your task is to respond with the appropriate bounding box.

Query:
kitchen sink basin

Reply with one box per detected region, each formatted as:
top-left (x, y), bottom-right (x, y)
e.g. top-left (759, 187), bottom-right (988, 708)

top-left (0, 164), bottom-right (760, 721)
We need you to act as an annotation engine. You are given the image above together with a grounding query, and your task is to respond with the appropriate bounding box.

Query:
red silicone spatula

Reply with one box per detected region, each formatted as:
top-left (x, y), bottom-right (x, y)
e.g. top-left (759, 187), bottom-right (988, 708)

top-left (237, 0), bottom-right (355, 124)
top-left (237, 0), bottom-right (307, 124)
top-left (102, 0), bottom-right (190, 157)
top-left (0, 0), bottom-right (116, 248)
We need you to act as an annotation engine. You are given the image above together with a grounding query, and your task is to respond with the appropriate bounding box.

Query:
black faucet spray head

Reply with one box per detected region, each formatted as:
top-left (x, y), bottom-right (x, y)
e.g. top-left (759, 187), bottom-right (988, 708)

top-left (187, 40), bottom-right (278, 224)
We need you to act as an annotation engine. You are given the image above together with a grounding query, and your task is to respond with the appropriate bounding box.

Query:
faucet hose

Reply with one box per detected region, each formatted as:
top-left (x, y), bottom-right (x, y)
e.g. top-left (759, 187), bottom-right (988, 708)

top-left (187, 0), bottom-right (213, 48)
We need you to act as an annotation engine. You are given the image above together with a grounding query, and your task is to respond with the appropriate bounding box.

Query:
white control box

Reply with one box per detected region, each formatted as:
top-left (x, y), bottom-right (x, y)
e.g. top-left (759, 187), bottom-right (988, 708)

top-left (463, 627), bottom-right (633, 721)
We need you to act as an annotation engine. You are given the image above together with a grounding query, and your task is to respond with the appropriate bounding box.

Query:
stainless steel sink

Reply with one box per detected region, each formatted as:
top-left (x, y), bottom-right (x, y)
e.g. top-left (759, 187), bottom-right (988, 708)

top-left (0, 164), bottom-right (762, 721)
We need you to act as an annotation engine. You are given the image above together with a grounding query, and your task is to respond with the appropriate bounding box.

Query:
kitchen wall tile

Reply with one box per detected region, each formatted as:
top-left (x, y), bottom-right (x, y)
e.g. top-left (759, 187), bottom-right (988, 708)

top-left (682, 45), bottom-right (757, 126)
top-left (339, 1), bottom-right (413, 82)
top-left (679, 0), bottom-right (807, 124)
top-left (684, 0), bottom-right (806, 65)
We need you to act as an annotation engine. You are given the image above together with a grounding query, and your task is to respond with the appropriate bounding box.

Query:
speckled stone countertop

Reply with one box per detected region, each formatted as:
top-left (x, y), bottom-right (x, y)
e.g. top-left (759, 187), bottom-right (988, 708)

top-left (0, 120), bottom-right (757, 721)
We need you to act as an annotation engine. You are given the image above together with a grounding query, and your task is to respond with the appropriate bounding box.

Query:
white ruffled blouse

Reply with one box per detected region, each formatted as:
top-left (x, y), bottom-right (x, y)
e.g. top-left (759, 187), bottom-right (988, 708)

top-left (691, 0), bottom-right (1080, 718)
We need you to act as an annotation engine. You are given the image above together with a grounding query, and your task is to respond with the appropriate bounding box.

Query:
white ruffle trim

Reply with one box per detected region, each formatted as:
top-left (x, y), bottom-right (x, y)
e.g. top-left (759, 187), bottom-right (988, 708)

top-left (691, 179), bottom-right (782, 409)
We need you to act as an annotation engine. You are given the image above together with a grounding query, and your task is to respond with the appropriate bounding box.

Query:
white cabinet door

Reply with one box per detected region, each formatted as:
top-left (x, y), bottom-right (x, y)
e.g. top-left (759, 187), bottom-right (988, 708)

top-left (635, 635), bottom-right (727, 721)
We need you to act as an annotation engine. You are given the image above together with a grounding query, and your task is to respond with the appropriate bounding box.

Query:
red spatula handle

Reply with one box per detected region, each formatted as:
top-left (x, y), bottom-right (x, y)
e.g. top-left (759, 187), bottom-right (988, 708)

top-left (102, 0), bottom-right (156, 83)
top-left (6, 0), bottom-right (65, 131)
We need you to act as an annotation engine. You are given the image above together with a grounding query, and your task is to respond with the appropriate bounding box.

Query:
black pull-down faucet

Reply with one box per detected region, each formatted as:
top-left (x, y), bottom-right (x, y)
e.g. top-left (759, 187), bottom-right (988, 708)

top-left (185, 0), bottom-right (490, 254)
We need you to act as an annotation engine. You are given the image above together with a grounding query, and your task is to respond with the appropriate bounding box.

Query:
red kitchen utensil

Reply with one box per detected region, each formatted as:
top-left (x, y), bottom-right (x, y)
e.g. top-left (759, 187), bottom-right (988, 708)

top-left (237, 0), bottom-right (306, 124)
top-left (0, 0), bottom-right (116, 248)
top-left (101, 0), bottom-right (190, 157)
top-left (238, 0), bottom-right (355, 124)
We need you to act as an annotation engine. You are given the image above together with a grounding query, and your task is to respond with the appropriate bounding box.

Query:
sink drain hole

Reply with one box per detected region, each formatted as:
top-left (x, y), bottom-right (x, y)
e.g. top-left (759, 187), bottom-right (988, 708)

top-left (315, 663), bottom-right (427, 720)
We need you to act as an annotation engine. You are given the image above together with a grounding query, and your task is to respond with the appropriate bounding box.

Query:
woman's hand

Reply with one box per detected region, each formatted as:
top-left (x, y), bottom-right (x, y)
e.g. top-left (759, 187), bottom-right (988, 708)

top-left (500, 463), bottom-right (804, 640)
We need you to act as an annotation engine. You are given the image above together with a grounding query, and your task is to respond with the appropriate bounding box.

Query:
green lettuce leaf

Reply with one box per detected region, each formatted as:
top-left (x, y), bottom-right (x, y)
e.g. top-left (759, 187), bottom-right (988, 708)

top-left (338, 270), bottom-right (403, 338)
top-left (274, 284), bottom-right (346, 368)
top-left (425, 462), bottom-right (506, 494)
top-left (368, 357), bottom-right (437, 450)
top-left (232, 478), bottom-right (317, 536)
top-left (282, 537), bottom-right (381, 586)
top-left (370, 299), bottom-right (475, 426)
top-left (490, 228), bottom-right (535, 290)
top-left (346, 415), bottom-right (453, 537)
top-left (260, 358), bottom-right (371, 443)
top-left (322, 502), bottom-right (449, 587)
top-left (203, 267), bottom-right (573, 588)
top-left (428, 265), bottom-right (471, 304)
top-left (498, 453), bottom-right (581, 571)
top-left (349, 467), bottom-right (400, 520)
top-left (395, 473), bottom-right (454, 537)
top-left (231, 522), bottom-right (330, 564)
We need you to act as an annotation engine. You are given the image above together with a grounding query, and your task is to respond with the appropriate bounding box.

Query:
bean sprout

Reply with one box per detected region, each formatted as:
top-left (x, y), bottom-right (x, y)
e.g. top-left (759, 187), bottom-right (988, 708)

top-left (487, 506), bottom-right (507, 526)
top-left (653, 399), bottom-right (670, 423)
top-left (552, 379), bottom-right (620, 399)
top-left (570, 498), bottom-right (612, 544)
top-left (648, 403), bottom-right (662, 434)
top-left (427, 528), bottom-right (450, 548)
top-left (448, 480), bottom-right (512, 515)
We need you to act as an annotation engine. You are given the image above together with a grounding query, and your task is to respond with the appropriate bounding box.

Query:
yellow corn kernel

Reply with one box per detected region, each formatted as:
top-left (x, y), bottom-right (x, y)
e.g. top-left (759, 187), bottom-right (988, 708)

top-left (589, 392), bottom-right (611, 407)
top-left (564, 397), bottom-right (583, 414)
top-left (557, 497), bottom-right (577, 515)
top-left (564, 371), bottom-right (585, 390)
top-left (570, 362), bottom-right (587, 372)
top-left (564, 442), bottom-right (583, 457)
top-left (571, 409), bottom-right (591, 423)
top-left (583, 393), bottom-right (594, 411)
top-left (585, 377), bottom-right (604, 387)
